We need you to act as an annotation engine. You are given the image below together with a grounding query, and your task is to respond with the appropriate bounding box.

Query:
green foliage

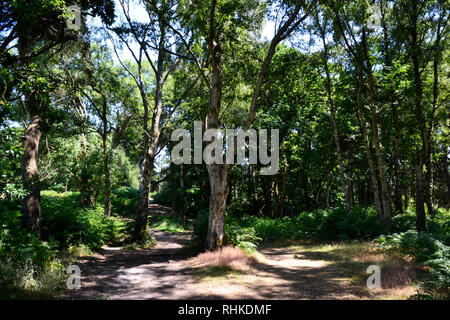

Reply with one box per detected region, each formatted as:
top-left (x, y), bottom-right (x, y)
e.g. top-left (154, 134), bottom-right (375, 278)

top-left (0, 127), bottom-right (24, 199)
top-left (0, 190), bottom-right (132, 298)
top-left (230, 207), bottom-right (385, 242)
top-left (420, 258), bottom-right (450, 300)
top-left (151, 215), bottom-right (191, 233)
top-left (154, 185), bottom-right (209, 216)
top-left (0, 204), bottom-right (64, 298)
top-left (110, 187), bottom-right (139, 218)
top-left (124, 225), bottom-right (156, 250)
top-left (224, 223), bottom-right (261, 254)
top-left (112, 149), bottom-right (140, 190)
top-left (40, 191), bottom-right (110, 249)
top-left (192, 210), bottom-right (211, 247)
top-left (375, 231), bottom-right (450, 299)
top-left (192, 210), bottom-right (260, 253)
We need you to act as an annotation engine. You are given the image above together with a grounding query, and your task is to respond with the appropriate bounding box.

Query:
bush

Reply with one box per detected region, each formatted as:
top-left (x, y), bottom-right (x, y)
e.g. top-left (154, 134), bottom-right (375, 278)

top-left (152, 215), bottom-right (191, 233)
top-left (0, 190), bottom-right (132, 298)
top-left (0, 206), bottom-right (65, 299)
top-left (224, 223), bottom-right (261, 254)
top-left (192, 210), bottom-right (210, 247)
top-left (192, 211), bottom-right (261, 253)
top-left (375, 230), bottom-right (450, 299)
top-left (223, 206), bottom-right (385, 242)
top-left (153, 186), bottom-right (209, 216)
top-left (41, 191), bottom-right (111, 249)
top-left (110, 187), bottom-right (139, 218)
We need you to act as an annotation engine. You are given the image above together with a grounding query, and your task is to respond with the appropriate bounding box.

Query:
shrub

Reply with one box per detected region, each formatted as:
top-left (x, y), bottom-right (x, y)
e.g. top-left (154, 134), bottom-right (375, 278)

top-left (224, 223), bottom-right (261, 254)
top-left (110, 187), bottom-right (139, 218)
top-left (191, 246), bottom-right (257, 273)
top-left (223, 206), bottom-right (385, 242)
top-left (152, 215), bottom-right (191, 233)
top-left (375, 231), bottom-right (450, 299)
top-left (192, 211), bottom-right (261, 253)
top-left (192, 210), bottom-right (211, 248)
top-left (0, 190), bottom-right (136, 298)
top-left (0, 210), bottom-right (65, 299)
top-left (40, 191), bottom-right (110, 249)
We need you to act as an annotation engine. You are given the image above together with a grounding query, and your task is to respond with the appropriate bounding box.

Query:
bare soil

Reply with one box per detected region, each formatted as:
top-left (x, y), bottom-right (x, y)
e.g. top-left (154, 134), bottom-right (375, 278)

top-left (59, 204), bottom-right (414, 300)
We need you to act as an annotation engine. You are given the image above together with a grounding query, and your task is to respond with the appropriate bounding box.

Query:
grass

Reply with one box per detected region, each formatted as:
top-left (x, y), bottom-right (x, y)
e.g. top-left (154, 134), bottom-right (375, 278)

top-left (122, 224), bottom-right (157, 251)
top-left (0, 242), bottom-right (97, 300)
top-left (191, 266), bottom-right (246, 282)
top-left (0, 190), bottom-right (139, 299)
top-left (0, 260), bottom-right (66, 299)
top-left (151, 215), bottom-right (192, 233)
top-left (185, 241), bottom-right (423, 299)
top-left (189, 246), bottom-right (257, 282)
top-left (283, 240), bottom-right (424, 299)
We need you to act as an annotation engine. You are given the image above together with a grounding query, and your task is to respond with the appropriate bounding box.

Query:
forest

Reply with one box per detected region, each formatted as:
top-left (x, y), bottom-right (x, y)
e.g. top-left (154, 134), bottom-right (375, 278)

top-left (0, 0), bottom-right (449, 300)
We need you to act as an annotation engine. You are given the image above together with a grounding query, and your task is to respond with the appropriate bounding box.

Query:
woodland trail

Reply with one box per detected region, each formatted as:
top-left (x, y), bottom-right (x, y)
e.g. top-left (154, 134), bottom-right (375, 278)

top-left (60, 204), bottom-right (380, 300)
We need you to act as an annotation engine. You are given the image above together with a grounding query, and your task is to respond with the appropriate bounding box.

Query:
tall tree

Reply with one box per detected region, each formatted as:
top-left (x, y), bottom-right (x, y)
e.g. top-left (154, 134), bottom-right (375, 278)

top-left (180, 0), bottom-right (316, 250)
top-left (331, 1), bottom-right (393, 221)
top-left (0, 0), bottom-right (115, 237)
top-left (109, 0), bottom-right (198, 242)
top-left (313, 8), bottom-right (352, 215)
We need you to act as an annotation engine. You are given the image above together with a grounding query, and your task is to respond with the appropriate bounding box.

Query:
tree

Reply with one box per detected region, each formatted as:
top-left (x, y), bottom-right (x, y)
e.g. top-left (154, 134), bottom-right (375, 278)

top-left (179, 0), bottom-right (316, 250)
top-left (331, 1), bottom-right (393, 221)
top-left (312, 7), bottom-right (352, 215)
top-left (109, 0), bottom-right (199, 242)
top-left (0, 0), bottom-right (115, 237)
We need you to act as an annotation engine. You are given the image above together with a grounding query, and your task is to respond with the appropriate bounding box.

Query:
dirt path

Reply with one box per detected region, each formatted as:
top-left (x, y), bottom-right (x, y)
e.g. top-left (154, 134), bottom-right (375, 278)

top-left (60, 228), bottom-right (199, 299)
top-left (60, 204), bottom-right (381, 300)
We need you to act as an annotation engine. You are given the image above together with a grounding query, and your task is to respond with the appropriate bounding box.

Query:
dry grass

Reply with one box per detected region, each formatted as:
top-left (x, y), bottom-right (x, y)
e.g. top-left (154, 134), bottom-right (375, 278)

top-left (286, 241), bottom-right (424, 299)
top-left (191, 246), bottom-right (257, 273)
top-left (185, 241), bottom-right (424, 299)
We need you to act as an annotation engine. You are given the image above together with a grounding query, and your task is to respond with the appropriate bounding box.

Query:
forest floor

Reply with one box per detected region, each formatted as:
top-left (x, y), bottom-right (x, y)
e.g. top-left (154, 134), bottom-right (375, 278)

top-left (59, 204), bottom-right (420, 300)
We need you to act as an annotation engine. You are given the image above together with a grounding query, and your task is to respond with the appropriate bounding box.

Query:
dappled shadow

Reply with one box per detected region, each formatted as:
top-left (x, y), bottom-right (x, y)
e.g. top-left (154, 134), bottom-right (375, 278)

top-left (247, 247), bottom-right (373, 299)
top-left (59, 229), bottom-right (201, 300)
top-left (59, 203), bottom-right (229, 300)
top-left (148, 202), bottom-right (173, 217)
top-left (60, 237), bottom-right (376, 300)
top-left (59, 204), bottom-right (395, 300)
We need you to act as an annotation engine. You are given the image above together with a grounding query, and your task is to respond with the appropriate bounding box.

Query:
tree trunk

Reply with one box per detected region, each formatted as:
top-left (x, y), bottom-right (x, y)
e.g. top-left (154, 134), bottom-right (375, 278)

top-left (318, 22), bottom-right (351, 215)
top-left (356, 70), bottom-right (383, 221)
top-left (260, 175), bottom-right (273, 216)
top-left (18, 34), bottom-right (43, 237)
top-left (21, 112), bottom-right (42, 238)
top-left (441, 155), bottom-right (450, 207)
top-left (79, 132), bottom-right (92, 207)
top-left (424, 15), bottom-right (443, 217)
top-left (410, 1), bottom-right (427, 231)
top-left (392, 102), bottom-right (403, 215)
top-left (179, 162), bottom-right (185, 227)
top-left (134, 154), bottom-right (154, 241)
top-left (415, 164), bottom-right (427, 231)
top-left (380, 0), bottom-right (403, 215)
top-left (362, 25), bottom-right (392, 221)
top-left (102, 134), bottom-right (111, 218)
top-left (206, 163), bottom-right (229, 250)
top-left (204, 5), bottom-right (229, 250)
top-left (133, 21), bottom-right (166, 242)
top-left (279, 156), bottom-right (287, 217)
